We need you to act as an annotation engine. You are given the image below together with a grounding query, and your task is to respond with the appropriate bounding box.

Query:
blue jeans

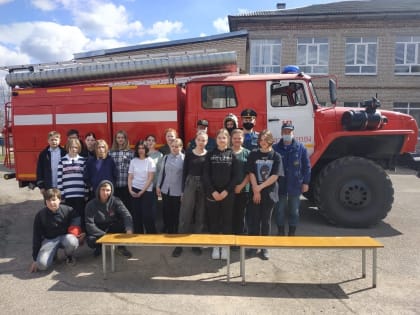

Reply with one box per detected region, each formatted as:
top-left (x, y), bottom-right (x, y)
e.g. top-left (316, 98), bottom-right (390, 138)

top-left (36, 234), bottom-right (79, 270)
top-left (275, 194), bottom-right (301, 227)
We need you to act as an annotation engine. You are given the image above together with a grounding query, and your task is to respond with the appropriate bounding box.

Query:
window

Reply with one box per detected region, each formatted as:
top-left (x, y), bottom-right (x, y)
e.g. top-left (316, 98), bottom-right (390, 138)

top-left (345, 37), bottom-right (377, 74)
top-left (270, 82), bottom-right (307, 107)
top-left (250, 39), bottom-right (281, 74)
top-left (297, 37), bottom-right (329, 74)
top-left (395, 36), bottom-right (420, 74)
top-left (201, 85), bottom-right (237, 109)
top-left (393, 102), bottom-right (420, 139)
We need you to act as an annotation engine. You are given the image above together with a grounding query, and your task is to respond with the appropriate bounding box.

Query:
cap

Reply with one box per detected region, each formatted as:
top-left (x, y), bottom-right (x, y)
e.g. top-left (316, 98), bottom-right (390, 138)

top-left (197, 119), bottom-right (209, 127)
top-left (281, 121), bottom-right (294, 130)
top-left (240, 108), bottom-right (257, 118)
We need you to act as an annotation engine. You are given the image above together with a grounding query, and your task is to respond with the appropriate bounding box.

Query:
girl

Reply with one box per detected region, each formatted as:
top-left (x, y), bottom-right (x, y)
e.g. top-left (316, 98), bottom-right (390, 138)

top-left (156, 138), bottom-right (184, 235)
top-left (110, 130), bottom-right (134, 212)
top-left (172, 131), bottom-right (208, 257)
top-left (246, 129), bottom-right (283, 260)
top-left (203, 128), bottom-right (238, 260)
top-left (231, 129), bottom-right (250, 235)
top-left (57, 138), bottom-right (88, 230)
top-left (84, 139), bottom-right (117, 197)
top-left (146, 134), bottom-right (163, 231)
top-left (83, 132), bottom-right (96, 158)
top-left (128, 140), bottom-right (157, 233)
top-left (159, 128), bottom-right (177, 156)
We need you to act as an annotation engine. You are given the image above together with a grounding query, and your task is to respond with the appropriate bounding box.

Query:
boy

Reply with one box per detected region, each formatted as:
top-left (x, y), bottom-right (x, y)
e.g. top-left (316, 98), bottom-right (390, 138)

top-left (30, 188), bottom-right (82, 272)
top-left (36, 131), bottom-right (66, 194)
top-left (85, 180), bottom-right (133, 257)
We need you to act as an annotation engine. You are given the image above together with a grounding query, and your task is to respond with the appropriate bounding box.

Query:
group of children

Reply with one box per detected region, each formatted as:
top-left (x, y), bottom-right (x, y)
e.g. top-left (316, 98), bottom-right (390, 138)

top-left (31, 109), bottom-right (311, 272)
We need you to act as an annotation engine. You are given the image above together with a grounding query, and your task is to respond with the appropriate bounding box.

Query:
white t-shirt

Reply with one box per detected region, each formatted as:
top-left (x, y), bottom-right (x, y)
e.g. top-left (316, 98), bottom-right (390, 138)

top-left (128, 157), bottom-right (156, 191)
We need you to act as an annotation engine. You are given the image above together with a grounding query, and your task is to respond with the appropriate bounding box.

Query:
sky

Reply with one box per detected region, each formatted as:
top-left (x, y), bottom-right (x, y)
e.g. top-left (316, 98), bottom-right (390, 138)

top-left (0, 0), bottom-right (345, 69)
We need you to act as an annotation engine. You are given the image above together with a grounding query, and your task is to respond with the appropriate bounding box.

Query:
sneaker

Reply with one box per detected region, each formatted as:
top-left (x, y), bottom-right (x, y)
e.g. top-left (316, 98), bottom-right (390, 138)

top-left (259, 249), bottom-right (269, 260)
top-left (220, 247), bottom-right (228, 260)
top-left (65, 256), bottom-right (76, 266)
top-left (211, 247), bottom-right (220, 260)
top-left (93, 246), bottom-right (102, 257)
top-left (191, 247), bottom-right (202, 256)
top-left (245, 248), bottom-right (257, 258)
top-left (172, 247), bottom-right (183, 257)
top-left (116, 246), bottom-right (132, 258)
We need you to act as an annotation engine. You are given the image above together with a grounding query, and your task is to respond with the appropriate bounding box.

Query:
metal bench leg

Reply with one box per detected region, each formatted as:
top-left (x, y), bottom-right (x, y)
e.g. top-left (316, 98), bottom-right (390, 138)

top-left (372, 248), bottom-right (377, 288)
top-left (102, 244), bottom-right (107, 279)
top-left (362, 249), bottom-right (366, 278)
top-left (111, 245), bottom-right (116, 272)
top-left (240, 247), bottom-right (246, 285)
top-left (227, 246), bottom-right (230, 283)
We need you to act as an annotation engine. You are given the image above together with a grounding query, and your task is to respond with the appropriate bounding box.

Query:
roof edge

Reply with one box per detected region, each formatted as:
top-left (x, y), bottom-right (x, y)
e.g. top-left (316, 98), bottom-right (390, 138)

top-left (74, 30), bottom-right (248, 60)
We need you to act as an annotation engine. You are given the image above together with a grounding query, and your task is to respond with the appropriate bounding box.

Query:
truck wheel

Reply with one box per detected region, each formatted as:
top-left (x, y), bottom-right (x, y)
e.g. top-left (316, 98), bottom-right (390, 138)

top-left (314, 156), bottom-right (393, 227)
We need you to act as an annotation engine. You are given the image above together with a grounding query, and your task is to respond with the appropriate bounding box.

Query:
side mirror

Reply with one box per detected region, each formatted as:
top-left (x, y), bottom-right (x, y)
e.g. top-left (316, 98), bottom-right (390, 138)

top-left (329, 79), bottom-right (337, 105)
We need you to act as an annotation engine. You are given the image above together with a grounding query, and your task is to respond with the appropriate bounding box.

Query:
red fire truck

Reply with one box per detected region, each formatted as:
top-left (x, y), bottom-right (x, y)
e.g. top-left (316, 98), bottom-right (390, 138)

top-left (2, 51), bottom-right (419, 227)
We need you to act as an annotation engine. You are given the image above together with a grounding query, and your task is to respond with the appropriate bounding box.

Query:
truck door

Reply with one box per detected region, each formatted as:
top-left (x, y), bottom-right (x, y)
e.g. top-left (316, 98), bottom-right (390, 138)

top-left (266, 80), bottom-right (315, 155)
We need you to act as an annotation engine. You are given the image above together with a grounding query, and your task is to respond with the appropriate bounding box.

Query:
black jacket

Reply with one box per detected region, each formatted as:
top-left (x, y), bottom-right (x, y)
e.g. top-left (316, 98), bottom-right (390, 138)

top-left (36, 146), bottom-right (66, 189)
top-left (203, 147), bottom-right (239, 196)
top-left (32, 204), bottom-right (80, 260)
top-left (85, 180), bottom-right (133, 238)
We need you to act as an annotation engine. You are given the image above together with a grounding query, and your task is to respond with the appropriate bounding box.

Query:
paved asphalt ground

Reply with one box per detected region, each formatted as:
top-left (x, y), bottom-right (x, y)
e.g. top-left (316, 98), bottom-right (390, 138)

top-left (0, 165), bottom-right (419, 314)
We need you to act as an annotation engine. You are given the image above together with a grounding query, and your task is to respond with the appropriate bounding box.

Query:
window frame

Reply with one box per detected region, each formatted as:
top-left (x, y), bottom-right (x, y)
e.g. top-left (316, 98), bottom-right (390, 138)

top-left (270, 81), bottom-right (308, 108)
top-left (250, 39), bottom-right (282, 74)
top-left (395, 36), bottom-right (420, 75)
top-left (297, 37), bottom-right (329, 75)
top-left (201, 85), bottom-right (238, 109)
top-left (345, 37), bottom-right (378, 75)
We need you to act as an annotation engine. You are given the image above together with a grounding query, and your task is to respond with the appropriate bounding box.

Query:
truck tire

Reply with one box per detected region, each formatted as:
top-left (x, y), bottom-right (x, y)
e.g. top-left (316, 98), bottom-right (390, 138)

top-left (314, 156), bottom-right (393, 227)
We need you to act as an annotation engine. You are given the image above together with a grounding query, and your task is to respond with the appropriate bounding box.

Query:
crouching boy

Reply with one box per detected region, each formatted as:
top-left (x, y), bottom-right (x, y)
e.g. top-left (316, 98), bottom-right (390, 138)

top-left (85, 180), bottom-right (133, 258)
top-left (30, 188), bottom-right (82, 272)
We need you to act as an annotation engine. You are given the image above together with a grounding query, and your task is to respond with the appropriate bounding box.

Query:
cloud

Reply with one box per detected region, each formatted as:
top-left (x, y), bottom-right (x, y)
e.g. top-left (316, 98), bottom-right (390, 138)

top-left (0, 0), bottom-right (13, 5)
top-left (0, 0), bottom-right (189, 65)
top-left (0, 44), bottom-right (31, 67)
top-left (72, 1), bottom-right (144, 38)
top-left (213, 16), bottom-right (229, 33)
top-left (147, 20), bottom-right (183, 38)
top-left (82, 37), bottom-right (128, 52)
top-left (0, 22), bottom-right (89, 63)
top-left (31, 0), bottom-right (57, 11)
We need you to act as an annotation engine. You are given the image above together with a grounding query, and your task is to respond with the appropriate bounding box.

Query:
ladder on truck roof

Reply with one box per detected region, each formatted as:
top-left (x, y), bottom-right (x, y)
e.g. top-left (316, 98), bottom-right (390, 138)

top-left (1, 50), bottom-right (238, 88)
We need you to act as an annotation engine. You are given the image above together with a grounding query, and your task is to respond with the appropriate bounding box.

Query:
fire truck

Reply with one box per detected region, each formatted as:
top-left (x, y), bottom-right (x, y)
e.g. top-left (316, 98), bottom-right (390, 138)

top-left (2, 51), bottom-right (419, 227)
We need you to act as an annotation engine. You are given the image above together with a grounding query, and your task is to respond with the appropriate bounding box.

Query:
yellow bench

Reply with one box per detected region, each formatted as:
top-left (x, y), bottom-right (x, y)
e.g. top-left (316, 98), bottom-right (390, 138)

top-left (235, 235), bottom-right (384, 287)
top-left (97, 233), bottom-right (236, 281)
top-left (97, 234), bottom-right (383, 287)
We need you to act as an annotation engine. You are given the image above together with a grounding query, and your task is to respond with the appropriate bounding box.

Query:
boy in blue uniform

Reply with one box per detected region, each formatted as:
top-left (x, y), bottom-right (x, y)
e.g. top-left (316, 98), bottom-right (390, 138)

top-left (273, 121), bottom-right (311, 236)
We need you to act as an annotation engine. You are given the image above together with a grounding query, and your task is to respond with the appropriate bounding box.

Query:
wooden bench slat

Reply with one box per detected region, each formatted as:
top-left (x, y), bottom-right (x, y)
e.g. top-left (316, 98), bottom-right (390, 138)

top-left (98, 234), bottom-right (383, 248)
top-left (97, 233), bottom-right (236, 246)
top-left (235, 236), bottom-right (383, 248)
